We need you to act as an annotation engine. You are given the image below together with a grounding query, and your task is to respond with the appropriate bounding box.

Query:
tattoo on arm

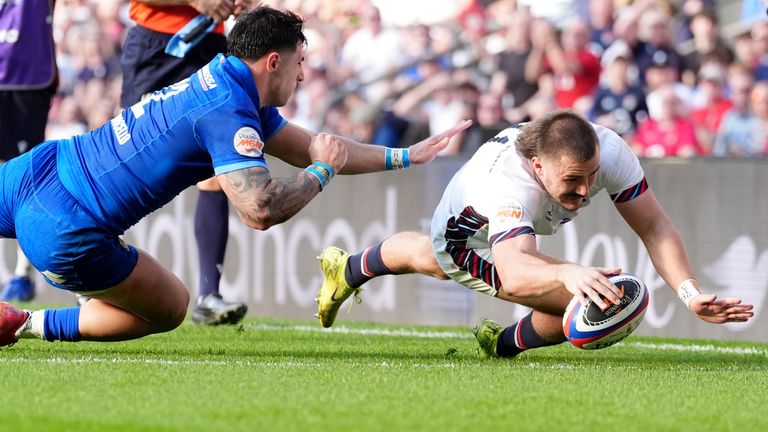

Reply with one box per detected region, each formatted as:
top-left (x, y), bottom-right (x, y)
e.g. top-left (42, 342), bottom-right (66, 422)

top-left (220, 168), bottom-right (320, 229)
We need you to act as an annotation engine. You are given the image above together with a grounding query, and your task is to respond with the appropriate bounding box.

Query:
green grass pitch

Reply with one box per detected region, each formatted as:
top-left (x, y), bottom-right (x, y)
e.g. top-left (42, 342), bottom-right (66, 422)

top-left (1, 315), bottom-right (767, 432)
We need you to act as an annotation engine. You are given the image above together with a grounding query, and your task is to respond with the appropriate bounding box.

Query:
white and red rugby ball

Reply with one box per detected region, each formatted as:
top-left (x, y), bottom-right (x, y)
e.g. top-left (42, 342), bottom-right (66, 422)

top-left (562, 273), bottom-right (649, 350)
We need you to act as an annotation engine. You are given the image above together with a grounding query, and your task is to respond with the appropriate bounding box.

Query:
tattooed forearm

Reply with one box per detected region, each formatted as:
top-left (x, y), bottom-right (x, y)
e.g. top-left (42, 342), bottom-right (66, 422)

top-left (219, 167), bottom-right (320, 230)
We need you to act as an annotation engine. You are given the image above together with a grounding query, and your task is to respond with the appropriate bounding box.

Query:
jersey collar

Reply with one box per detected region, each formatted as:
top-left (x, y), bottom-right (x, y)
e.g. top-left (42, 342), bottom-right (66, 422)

top-left (222, 54), bottom-right (262, 108)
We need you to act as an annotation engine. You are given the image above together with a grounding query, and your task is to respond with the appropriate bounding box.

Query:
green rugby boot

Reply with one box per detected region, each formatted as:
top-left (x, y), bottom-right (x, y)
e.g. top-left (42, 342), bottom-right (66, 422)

top-left (473, 318), bottom-right (504, 359)
top-left (315, 246), bottom-right (361, 328)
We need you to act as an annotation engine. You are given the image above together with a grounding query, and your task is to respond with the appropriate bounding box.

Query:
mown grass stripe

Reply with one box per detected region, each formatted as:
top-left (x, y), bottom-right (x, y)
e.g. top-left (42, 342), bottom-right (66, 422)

top-left (249, 323), bottom-right (768, 356)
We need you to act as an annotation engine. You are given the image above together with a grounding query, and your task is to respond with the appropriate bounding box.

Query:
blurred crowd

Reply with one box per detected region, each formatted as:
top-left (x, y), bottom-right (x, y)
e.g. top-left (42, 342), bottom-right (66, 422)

top-left (48, 0), bottom-right (768, 158)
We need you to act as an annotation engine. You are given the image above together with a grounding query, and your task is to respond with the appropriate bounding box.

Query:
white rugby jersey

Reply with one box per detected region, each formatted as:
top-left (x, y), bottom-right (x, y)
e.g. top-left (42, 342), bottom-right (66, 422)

top-left (431, 123), bottom-right (647, 291)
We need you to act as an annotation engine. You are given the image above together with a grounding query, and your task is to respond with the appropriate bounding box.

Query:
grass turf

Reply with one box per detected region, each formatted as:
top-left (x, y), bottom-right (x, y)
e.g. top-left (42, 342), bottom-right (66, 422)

top-left (1, 315), bottom-right (766, 432)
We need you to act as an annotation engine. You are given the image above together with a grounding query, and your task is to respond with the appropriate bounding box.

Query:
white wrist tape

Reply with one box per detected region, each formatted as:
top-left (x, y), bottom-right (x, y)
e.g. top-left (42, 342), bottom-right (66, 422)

top-left (677, 279), bottom-right (700, 310)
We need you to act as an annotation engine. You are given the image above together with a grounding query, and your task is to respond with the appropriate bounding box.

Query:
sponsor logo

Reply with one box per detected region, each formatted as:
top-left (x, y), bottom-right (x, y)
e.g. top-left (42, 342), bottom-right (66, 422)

top-left (234, 127), bottom-right (264, 157)
top-left (198, 65), bottom-right (217, 91)
top-left (110, 115), bottom-right (131, 145)
top-left (495, 200), bottom-right (523, 224)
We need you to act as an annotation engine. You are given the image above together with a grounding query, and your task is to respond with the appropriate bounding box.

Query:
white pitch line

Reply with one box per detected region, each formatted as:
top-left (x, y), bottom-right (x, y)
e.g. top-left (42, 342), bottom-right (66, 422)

top-left (249, 323), bottom-right (768, 357)
top-left (625, 341), bottom-right (768, 357)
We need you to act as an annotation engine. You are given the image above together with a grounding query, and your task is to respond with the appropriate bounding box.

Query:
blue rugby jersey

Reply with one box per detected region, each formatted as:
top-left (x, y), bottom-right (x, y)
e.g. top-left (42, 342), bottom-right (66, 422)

top-left (56, 54), bottom-right (286, 233)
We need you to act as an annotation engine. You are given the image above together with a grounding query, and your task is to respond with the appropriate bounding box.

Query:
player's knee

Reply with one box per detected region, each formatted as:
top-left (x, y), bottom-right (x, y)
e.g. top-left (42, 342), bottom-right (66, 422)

top-left (432, 271), bottom-right (450, 280)
top-left (154, 288), bottom-right (189, 332)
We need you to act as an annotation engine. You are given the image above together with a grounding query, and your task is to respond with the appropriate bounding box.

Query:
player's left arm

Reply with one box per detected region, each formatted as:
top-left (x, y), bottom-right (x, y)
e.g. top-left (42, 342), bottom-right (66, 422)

top-left (615, 189), bottom-right (754, 324)
top-left (265, 120), bottom-right (472, 174)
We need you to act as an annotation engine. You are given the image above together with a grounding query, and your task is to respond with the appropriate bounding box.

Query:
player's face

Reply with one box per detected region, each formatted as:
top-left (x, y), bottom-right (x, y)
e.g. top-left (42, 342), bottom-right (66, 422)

top-left (273, 42), bottom-right (305, 106)
top-left (533, 152), bottom-right (600, 211)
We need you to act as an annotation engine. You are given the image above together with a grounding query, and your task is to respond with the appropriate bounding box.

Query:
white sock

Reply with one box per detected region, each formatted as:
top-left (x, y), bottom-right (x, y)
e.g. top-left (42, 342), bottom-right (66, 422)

top-left (15, 310), bottom-right (45, 339)
top-left (14, 248), bottom-right (33, 278)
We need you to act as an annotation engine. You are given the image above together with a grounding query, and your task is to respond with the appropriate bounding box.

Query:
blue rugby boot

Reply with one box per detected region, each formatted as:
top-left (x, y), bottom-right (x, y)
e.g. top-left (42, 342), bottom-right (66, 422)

top-left (1, 276), bottom-right (35, 302)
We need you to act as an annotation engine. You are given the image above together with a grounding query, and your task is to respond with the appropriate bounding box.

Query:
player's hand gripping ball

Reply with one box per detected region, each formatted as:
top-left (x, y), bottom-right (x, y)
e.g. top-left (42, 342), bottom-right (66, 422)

top-left (563, 273), bottom-right (649, 350)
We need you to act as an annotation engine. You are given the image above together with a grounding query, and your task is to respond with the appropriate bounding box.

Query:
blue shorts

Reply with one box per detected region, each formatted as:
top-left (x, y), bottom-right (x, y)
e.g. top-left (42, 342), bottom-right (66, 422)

top-left (0, 142), bottom-right (139, 293)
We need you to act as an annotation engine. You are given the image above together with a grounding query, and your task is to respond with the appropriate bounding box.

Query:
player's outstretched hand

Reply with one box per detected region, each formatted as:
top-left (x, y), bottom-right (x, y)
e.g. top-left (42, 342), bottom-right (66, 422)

top-left (407, 119), bottom-right (473, 165)
top-left (310, 132), bottom-right (347, 174)
top-left (559, 264), bottom-right (623, 310)
top-left (689, 294), bottom-right (754, 324)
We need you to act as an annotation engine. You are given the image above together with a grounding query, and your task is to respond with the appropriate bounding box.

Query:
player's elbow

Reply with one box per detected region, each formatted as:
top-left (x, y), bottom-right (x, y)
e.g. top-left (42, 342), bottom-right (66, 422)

top-left (239, 213), bottom-right (280, 231)
top-left (235, 207), bottom-right (281, 231)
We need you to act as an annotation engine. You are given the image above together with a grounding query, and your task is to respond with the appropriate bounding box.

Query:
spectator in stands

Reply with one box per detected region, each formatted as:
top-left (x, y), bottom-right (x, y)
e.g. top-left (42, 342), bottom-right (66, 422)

top-left (612, 0), bottom-right (655, 58)
top-left (634, 8), bottom-right (684, 86)
top-left (488, 7), bottom-right (540, 123)
top-left (713, 69), bottom-right (766, 157)
top-left (750, 20), bottom-right (768, 81)
top-left (748, 81), bottom-right (768, 155)
top-left (690, 62), bottom-right (731, 155)
top-left (589, 41), bottom-right (648, 142)
top-left (634, 83), bottom-right (701, 157)
top-left (391, 70), bottom-right (474, 154)
top-left (452, 92), bottom-right (508, 156)
top-left (733, 31), bottom-right (760, 72)
top-left (674, 0), bottom-right (717, 44)
top-left (73, 24), bottom-right (120, 83)
top-left (587, 0), bottom-right (617, 52)
top-left (680, 9), bottom-right (734, 87)
top-left (394, 24), bottom-right (436, 91)
top-left (527, 17), bottom-right (601, 111)
top-left (338, 4), bottom-right (405, 104)
top-left (46, 95), bottom-right (88, 141)
top-left (644, 54), bottom-right (693, 122)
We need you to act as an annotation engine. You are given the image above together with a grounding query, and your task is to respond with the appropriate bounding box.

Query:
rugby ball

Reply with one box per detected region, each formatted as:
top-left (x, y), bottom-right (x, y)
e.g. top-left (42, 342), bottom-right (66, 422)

top-left (562, 273), bottom-right (649, 350)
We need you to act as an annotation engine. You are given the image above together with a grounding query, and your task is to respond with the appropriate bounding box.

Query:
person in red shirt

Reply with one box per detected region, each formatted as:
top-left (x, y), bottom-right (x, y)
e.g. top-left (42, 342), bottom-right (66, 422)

top-left (527, 18), bottom-right (601, 110)
top-left (690, 62), bottom-right (732, 155)
top-left (634, 84), bottom-right (701, 158)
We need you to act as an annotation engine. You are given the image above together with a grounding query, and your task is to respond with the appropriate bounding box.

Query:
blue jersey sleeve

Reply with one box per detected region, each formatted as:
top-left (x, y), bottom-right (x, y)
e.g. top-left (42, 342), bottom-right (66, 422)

top-left (259, 105), bottom-right (288, 141)
top-left (196, 103), bottom-right (286, 176)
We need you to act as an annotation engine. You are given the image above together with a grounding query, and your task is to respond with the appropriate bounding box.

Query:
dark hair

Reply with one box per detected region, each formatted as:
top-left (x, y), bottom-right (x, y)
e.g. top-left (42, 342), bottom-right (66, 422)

top-left (516, 110), bottom-right (598, 161)
top-left (227, 6), bottom-right (307, 61)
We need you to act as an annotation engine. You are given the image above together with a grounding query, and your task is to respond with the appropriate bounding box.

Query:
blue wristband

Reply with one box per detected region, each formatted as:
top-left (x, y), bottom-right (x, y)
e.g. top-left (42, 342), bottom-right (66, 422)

top-left (305, 165), bottom-right (329, 190)
top-left (311, 161), bottom-right (335, 180)
top-left (385, 148), bottom-right (410, 170)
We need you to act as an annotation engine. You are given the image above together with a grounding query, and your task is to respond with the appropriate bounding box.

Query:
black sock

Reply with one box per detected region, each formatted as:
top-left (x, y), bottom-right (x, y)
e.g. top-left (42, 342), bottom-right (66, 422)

top-left (496, 312), bottom-right (565, 358)
top-left (344, 242), bottom-right (393, 288)
top-left (194, 190), bottom-right (229, 298)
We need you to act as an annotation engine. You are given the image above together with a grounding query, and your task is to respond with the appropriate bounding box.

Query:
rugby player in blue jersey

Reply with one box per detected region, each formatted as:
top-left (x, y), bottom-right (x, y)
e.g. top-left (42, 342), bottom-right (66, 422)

top-left (0, 6), bottom-right (471, 347)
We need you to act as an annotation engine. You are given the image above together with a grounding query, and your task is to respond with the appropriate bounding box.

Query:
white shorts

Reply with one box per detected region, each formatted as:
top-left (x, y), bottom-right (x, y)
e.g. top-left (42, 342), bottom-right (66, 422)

top-left (430, 209), bottom-right (499, 297)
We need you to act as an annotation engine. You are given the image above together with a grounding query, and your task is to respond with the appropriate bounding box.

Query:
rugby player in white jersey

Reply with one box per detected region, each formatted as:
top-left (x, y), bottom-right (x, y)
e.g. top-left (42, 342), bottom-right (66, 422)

top-left (315, 110), bottom-right (754, 358)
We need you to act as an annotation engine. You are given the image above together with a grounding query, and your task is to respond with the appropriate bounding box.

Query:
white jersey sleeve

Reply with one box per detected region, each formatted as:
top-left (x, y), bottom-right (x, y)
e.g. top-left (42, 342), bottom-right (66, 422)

top-left (594, 125), bottom-right (648, 203)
